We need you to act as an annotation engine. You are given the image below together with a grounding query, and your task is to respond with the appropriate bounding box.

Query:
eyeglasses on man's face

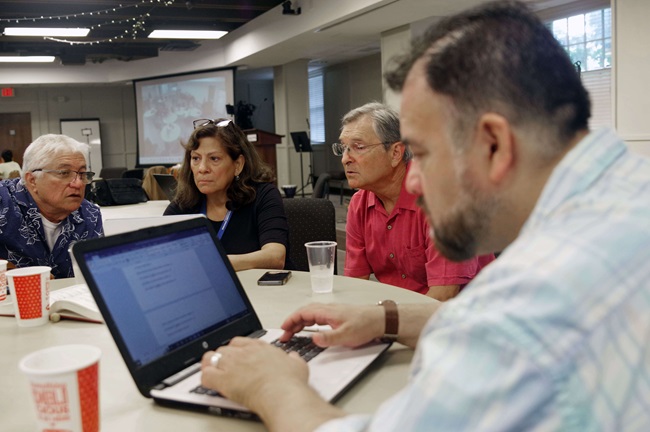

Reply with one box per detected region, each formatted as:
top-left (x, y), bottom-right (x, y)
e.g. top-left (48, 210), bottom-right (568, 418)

top-left (32, 169), bottom-right (95, 185)
top-left (331, 141), bottom-right (386, 157)
top-left (192, 118), bottom-right (232, 129)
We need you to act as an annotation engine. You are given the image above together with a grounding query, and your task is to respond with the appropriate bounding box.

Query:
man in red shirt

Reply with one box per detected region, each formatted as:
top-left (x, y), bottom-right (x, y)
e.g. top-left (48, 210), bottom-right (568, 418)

top-left (336, 102), bottom-right (494, 300)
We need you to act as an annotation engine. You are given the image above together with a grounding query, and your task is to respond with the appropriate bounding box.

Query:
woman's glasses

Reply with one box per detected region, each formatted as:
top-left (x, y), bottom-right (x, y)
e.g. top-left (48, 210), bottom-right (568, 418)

top-left (192, 118), bottom-right (232, 129)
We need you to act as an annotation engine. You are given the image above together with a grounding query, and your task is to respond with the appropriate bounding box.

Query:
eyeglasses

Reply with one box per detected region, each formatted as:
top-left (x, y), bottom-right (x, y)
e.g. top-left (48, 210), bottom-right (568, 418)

top-left (32, 169), bottom-right (95, 184)
top-left (192, 118), bottom-right (232, 129)
top-left (331, 141), bottom-right (386, 157)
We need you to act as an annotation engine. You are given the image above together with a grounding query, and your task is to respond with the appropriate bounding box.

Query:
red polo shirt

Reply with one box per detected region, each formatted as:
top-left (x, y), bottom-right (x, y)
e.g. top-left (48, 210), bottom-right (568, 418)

top-left (344, 170), bottom-right (494, 295)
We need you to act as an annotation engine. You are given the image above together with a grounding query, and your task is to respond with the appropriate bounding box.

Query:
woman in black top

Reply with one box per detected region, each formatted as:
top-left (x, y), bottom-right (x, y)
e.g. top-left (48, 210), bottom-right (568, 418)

top-left (164, 118), bottom-right (291, 270)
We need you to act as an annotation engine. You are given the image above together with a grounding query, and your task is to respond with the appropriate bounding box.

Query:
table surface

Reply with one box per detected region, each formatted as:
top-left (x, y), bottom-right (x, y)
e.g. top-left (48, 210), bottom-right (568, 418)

top-left (1, 269), bottom-right (434, 432)
top-left (99, 200), bottom-right (170, 222)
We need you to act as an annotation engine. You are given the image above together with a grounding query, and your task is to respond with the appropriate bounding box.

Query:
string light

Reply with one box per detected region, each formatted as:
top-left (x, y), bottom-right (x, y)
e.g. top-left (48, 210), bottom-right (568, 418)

top-left (1, 0), bottom-right (176, 46)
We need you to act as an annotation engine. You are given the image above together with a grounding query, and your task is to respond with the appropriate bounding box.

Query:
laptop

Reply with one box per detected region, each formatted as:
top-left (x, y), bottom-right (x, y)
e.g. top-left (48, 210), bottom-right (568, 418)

top-left (72, 217), bottom-right (390, 419)
top-left (153, 174), bottom-right (178, 201)
top-left (103, 214), bottom-right (206, 236)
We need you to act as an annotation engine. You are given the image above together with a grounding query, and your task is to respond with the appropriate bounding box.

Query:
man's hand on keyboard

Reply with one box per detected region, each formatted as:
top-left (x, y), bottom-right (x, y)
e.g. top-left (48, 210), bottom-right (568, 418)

top-left (279, 303), bottom-right (385, 348)
top-left (201, 337), bottom-right (308, 410)
top-left (200, 336), bottom-right (347, 431)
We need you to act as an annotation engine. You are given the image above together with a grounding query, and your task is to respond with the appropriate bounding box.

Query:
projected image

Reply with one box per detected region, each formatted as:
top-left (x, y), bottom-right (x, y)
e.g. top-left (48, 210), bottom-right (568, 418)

top-left (135, 69), bottom-right (234, 166)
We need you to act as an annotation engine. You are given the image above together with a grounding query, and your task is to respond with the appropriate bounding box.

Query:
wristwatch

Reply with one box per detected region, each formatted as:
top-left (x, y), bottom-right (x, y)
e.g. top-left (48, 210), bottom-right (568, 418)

top-left (377, 300), bottom-right (398, 342)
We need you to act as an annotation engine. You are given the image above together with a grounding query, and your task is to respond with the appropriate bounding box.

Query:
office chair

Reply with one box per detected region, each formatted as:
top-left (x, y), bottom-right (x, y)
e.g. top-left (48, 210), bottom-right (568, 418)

top-left (311, 172), bottom-right (331, 199)
top-left (283, 198), bottom-right (337, 272)
top-left (99, 167), bottom-right (127, 179)
top-left (122, 168), bottom-right (144, 180)
top-left (141, 166), bottom-right (169, 200)
top-left (326, 170), bottom-right (347, 204)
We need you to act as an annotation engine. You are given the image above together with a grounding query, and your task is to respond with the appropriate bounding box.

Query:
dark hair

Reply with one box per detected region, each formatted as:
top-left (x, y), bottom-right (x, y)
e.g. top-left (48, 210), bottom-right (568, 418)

top-left (173, 120), bottom-right (275, 211)
top-left (385, 0), bottom-right (591, 153)
top-left (1, 149), bottom-right (13, 162)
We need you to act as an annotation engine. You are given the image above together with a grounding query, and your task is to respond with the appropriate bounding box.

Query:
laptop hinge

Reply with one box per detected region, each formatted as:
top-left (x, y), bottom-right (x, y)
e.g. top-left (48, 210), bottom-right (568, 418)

top-left (161, 362), bottom-right (202, 387)
top-left (248, 329), bottom-right (267, 339)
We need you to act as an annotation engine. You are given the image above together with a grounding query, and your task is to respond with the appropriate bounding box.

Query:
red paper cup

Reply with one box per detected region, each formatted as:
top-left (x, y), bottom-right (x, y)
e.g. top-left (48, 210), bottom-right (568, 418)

top-left (19, 344), bottom-right (101, 432)
top-left (6, 266), bottom-right (51, 327)
top-left (0, 259), bottom-right (7, 301)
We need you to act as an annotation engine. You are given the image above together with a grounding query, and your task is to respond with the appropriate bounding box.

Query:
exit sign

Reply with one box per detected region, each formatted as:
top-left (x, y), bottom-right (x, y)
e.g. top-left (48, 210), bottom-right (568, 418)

top-left (1, 87), bottom-right (14, 97)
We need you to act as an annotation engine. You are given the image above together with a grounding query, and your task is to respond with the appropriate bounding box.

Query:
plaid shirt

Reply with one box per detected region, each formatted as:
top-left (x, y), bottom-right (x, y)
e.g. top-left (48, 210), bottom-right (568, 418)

top-left (319, 129), bottom-right (650, 431)
top-left (0, 178), bottom-right (103, 279)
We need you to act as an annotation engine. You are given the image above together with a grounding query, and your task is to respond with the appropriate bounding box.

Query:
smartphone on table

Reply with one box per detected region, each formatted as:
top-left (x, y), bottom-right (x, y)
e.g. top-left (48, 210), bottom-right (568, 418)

top-left (257, 270), bottom-right (292, 286)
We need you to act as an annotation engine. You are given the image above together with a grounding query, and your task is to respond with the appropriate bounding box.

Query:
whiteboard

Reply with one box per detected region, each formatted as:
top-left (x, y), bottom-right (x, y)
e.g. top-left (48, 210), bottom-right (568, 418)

top-left (60, 118), bottom-right (103, 174)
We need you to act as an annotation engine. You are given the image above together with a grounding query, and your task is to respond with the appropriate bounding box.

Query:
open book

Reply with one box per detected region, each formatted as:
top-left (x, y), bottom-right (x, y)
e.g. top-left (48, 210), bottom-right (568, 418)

top-left (0, 283), bottom-right (103, 323)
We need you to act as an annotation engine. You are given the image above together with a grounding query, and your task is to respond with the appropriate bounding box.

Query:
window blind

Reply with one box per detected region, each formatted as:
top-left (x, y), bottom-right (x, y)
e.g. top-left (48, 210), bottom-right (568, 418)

top-left (583, 68), bottom-right (612, 130)
top-left (308, 74), bottom-right (325, 144)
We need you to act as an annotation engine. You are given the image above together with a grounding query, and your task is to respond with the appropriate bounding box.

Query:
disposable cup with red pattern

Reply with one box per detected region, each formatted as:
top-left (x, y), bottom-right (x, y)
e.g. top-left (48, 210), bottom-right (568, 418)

top-left (19, 344), bottom-right (101, 432)
top-left (6, 266), bottom-right (51, 327)
top-left (0, 259), bottom-right (8, 301)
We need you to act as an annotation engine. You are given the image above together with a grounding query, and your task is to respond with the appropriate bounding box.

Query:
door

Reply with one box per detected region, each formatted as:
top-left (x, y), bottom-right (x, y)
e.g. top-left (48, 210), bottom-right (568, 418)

top-left (0, 113), bottom-right (32, 166)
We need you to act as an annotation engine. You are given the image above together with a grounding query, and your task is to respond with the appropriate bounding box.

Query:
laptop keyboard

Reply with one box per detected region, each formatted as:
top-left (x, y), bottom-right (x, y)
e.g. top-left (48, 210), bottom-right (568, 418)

top-left (271, 336), bottom-right (325, 362)
top-left (191, 336), bottom-right (324, 397)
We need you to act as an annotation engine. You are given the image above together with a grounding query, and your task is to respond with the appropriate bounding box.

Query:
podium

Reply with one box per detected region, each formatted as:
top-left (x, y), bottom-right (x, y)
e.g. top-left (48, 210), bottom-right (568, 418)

top-left (243, 129), bottom-right (284, 183)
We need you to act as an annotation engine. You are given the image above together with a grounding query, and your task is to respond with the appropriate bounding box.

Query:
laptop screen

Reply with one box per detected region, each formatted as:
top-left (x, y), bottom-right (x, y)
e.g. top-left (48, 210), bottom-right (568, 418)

top-left (81, 225), bottom-right (248, 367)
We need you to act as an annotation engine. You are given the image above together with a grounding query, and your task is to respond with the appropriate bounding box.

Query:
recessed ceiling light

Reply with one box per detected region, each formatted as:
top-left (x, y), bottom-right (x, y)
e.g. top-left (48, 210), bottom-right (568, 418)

top-left (0, 56), bottom-right (56, 63)
top-left (4, 27), bottom-right (90, 37)
top-left (148, 30), bottom-right (227, 39)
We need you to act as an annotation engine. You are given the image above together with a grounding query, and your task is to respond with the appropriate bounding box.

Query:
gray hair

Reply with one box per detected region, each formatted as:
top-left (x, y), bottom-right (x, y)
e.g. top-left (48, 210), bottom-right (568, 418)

top-left (341, 102), bottom-right (412, 162)
top-left (22, 134), bottom-right (90, 181)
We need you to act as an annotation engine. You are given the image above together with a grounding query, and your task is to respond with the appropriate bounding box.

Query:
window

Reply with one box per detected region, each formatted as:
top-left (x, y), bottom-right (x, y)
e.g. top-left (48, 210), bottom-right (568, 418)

top-left (548, 8), bottom-right (611, 72)
top-left (308, 73), bottom-right (325, 144)
top-left (547, 7), bottom-right (612, 130)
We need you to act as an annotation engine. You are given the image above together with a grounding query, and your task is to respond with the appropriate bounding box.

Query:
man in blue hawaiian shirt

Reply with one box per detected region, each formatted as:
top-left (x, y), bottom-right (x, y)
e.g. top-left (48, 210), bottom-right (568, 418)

top-left (0, 134), bottom-right (103, 279)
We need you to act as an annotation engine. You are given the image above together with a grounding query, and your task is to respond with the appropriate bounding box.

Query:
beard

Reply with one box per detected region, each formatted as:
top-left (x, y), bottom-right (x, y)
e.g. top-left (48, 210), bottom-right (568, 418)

top-left (417, 175), bottom-right (497, 262)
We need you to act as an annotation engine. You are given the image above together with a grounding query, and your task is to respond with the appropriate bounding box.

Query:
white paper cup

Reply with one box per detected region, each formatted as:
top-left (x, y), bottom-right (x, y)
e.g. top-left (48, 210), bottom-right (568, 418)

top-left (20, 344), bottom-right (101, 432)
top-left (0, 259), bottom-right (7, 301)
top-left (305, 241), bottom-right (337, 293)
top-left (6, 266), bottom-right (51, 327)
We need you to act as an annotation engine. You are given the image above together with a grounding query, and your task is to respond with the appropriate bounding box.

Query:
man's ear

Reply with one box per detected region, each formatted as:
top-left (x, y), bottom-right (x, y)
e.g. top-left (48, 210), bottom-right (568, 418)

top-left (475, 113), bottom-right (514, 184)
top-left (390, 141), bottom-right (405, 167)
top-left (24, 172), bottom-right (37, 192)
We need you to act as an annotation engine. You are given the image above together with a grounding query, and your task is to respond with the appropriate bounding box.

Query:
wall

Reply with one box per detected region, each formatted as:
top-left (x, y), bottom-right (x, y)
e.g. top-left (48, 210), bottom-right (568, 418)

top-left (234, 77), bottom-right (275, 132)
top-left (613, 0), bottom-right (650, 158)
top-left (0, 85), bottom-right (137, 168)
top-left (0, 73), bottom-right (276, 171)
top-left (318, 53), bottom-right (383, 176)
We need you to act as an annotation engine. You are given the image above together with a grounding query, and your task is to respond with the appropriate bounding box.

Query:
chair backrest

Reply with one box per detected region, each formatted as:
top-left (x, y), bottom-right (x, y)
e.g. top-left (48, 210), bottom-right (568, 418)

top-left (283, 198), bottom-right (337, 272)
top-left (311, 172), bottom-right (331, 199)
top-left (122, 168), bottom-right (144, 180)
top-left (141, 166), bottom-right (169, 200)
top-left (99, 167), bottom-right (127, 179)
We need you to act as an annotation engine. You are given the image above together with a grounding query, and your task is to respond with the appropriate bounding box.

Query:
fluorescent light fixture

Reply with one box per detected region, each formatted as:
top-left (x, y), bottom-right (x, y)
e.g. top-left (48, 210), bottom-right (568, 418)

top-left (148, 30), bottom-right (227, 39)
top-left (0, 56), bottom-right (56, 63)
top-left (4, 27), bottom-right (90, 37)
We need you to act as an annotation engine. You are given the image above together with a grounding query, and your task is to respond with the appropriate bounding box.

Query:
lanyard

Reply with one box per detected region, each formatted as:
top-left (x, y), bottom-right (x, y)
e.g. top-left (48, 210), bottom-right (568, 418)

top-left (201, 199), bottom-right (232, 240)
top-left (217, 209), bottom-right (232, 240)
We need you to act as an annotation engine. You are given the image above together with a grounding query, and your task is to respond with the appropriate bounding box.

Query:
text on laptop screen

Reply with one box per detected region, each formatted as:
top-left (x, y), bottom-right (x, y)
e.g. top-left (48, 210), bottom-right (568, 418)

top-left (83, 226), bottom-right (248, 367)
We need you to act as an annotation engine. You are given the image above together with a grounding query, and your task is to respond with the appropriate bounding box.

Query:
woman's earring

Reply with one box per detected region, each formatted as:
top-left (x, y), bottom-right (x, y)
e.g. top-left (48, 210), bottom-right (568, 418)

top-left (235, 174), bottom-right (240, 181)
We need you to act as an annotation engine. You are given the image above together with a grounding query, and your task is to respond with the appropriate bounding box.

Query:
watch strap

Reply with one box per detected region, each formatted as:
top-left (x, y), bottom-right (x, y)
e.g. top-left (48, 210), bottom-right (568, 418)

top-left (378, 300), bottom-right (398, 342)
